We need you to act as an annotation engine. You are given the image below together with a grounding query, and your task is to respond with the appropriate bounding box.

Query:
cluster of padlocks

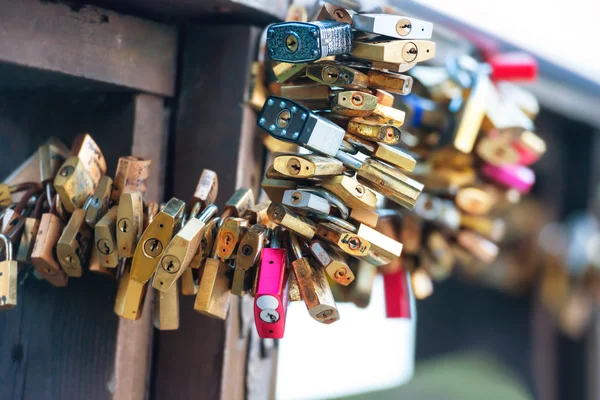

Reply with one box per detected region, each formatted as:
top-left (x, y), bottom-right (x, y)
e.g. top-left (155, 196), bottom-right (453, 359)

top-left (0, 4), bottom-right (550, 340)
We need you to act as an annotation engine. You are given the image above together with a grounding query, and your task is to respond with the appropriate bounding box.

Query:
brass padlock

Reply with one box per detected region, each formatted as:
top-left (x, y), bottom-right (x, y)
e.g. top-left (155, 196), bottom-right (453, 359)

top-left (53, 156), bottom-right (95, 213)
top-left (330, 91), bottom-right (378, 117)
top-left (88, 245), bottom-right (117, 279)
top-left (116, 192), bottom-right (144, 258)
top-left (131, 198), bottom-right (185, 284)
top-left (181, 268), bottom-right (198, 296)
top-left (153, 282), bottom-right (180, 330)
top-left (31, 213), bottom-right (68, 287)
top-left (271, 61), bottom-right (307, 84)
top-left (267, 203), bottom-right (316, 239)
top-left (233, 224), bottom-right (268, 296)
top-left (152, 204), bottom-right (218, 292)
top-left (95, 206), bottom-right (119, 268)
top-left (305, 61), bottom-right (368, 88)
top-left (0, 234), bottom-right (18, 310)
top-left (273, 153), bottom-right (345, 178)
top-left (315, 222), bottom-right (370, 257)
top-left (114, 260), bottom-right (147, 320)
top-left (188, 217), bottom-right (219, 270)
top-left (69, 133), bottom-right (107, 186)
top-left (344, 133), bottom-right (416, 172)
top-left (290, 233), bottom-right (339, 324)
top-left (194, 244), bottom-right (232, 320)
top-left (216, 217), bottom-right (250, 261)
top-left (112, 156), bottom-right (152, 202)
top-left (309, 239), bottom-right (354, 285)
top-left (57, 208), bottom-right (91, 277)
top-left (85, 175), bottom-right (113, 227)
top-left (320, 175), bottom-right (378, 211)
top-left (39, 139), bottom-right (69, 184)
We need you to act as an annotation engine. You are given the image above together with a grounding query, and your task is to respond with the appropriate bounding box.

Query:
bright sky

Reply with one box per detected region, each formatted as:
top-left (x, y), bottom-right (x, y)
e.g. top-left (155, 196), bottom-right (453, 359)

top-left (417, 0), bottom-right (600, 83)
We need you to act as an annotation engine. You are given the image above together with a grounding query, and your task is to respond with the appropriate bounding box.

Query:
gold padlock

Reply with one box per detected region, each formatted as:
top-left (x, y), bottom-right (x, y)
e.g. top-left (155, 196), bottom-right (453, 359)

top-left (53, 156), bottom-right (95, 213)
top-left (194, 244), bottom-right (232, 320)
top-left (152, 204), bottom-right (218, 292)
top-left (85, 175), bottom-right (113, 227)
top-left (116, 192), bottom-right (144, 258)
top-left (57, 208), bottom-right (91, 277)
top-left (95, 206), bottom-right (119, 268)
top-left (130, 198), bottom-right (185, 284)
top-left (153, 281), bottom-right (180, 330)
top-left (114, 260), bottom-right (147, 320)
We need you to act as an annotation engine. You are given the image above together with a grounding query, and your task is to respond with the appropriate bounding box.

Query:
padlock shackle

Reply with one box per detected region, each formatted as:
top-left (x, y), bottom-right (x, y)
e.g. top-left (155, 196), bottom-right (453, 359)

top-left (0, 233), bottom-right (12, 260)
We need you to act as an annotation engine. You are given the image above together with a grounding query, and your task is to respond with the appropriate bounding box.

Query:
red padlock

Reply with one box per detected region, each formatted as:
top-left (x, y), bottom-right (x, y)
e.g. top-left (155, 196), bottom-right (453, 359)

top-left (487, 52), bottom-right (538, 82)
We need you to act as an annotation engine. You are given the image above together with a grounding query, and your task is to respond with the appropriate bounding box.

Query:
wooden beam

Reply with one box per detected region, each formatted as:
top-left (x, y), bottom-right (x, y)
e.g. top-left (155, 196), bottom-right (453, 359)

top-left (155, 24), bottom-right (275, 400)
top-left (0, 0), bottom-right (177, 95)
top-left (113, 94), bottom-right (168, 400)
top-left (73, 0), bottom-right (289, 24)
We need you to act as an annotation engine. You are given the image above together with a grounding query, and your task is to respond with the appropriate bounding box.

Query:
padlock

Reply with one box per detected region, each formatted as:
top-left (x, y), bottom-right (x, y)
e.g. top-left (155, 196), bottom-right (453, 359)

top-left (69, 133), bottom-right (107, 186)
top-left (216, 217), bottom-right (250, 262)
top-left (273, 153), bottom-right (345, 178)
top-left (320, 175), bottom-right (378, 211)
top-left (233, 224), bottom-right (268, 296)
top-left (280, 83), bottom-right (331, 109)
top-left (257, 96), bottom-right (346, 157)
top-left (383, 269), bottom-right (412, 319)
top-left (352, 38), bottom-right (436, 65)
top-left (313, 3), bottom-right (353, 24)
top-left (57, 208), bottom-right (91, 277)
top-left (335, 152), bottom-right (424, 209)
top-left (267, 21), bottom-right (352, 63)
top-left (343, 133), bottom-right (416, 172)
top-left (53, 156), bottom-right (96, 213)
top-left (290, 233), bottom-right (339, 324)
top-left (116, 192), bottom-right (144, 258)
top-left (95, 206), bottom-right (119, 268)
top-left (114, 260), bottom-right (147, 320)
top-left (352, 14), bottom-right (433, 40)
top-left (39, 139), bottom-right (69, 184)
top-left (112, 156), bottom-right (152, 202)
top-left (315, 222), bottom-right (370, 257)
top-left (267, 203), bottom-right (316, 239)
top-left (88, 245), bottom-right (117, 279)
top-left (0, 234), bottom-right (18, 310)
top-left (31, 213), bottom-right (68, 287)
top-left (346, 119), bottom-right (401, 145)
top-left (85, 175), bottom-right (113, 227)
top-left (254, 228), bottom-right (289, 338)
top-left (194, 241), bottom-right (232, 320)
top-left (153, 281), bottom-right (180, 330)
top-left (305, 61), bottom-right (368, 89)
top-left (152, 204), bottom-right (218, 292)
top-left (330, 91), bottom-right (379, 117)
top-left (191, 169), bottom-right (219, 211)
top-left (131, 197), bottom-right (185, 284)
top-left (309, 239), bottom-right (354, 285)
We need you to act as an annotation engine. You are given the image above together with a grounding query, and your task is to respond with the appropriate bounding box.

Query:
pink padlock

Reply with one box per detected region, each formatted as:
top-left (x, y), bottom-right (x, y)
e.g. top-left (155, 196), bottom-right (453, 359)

top-left (254, 246), bottom-right (289, 339)
top-left (481, 162), bottom-right (535, 193)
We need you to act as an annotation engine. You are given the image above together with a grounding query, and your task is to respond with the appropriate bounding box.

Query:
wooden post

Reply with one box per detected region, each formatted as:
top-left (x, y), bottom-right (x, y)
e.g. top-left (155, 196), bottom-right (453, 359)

top-left (113, 94), bottom-right (169, 400)
top-left (154, 24), bottom-right (276, 400)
